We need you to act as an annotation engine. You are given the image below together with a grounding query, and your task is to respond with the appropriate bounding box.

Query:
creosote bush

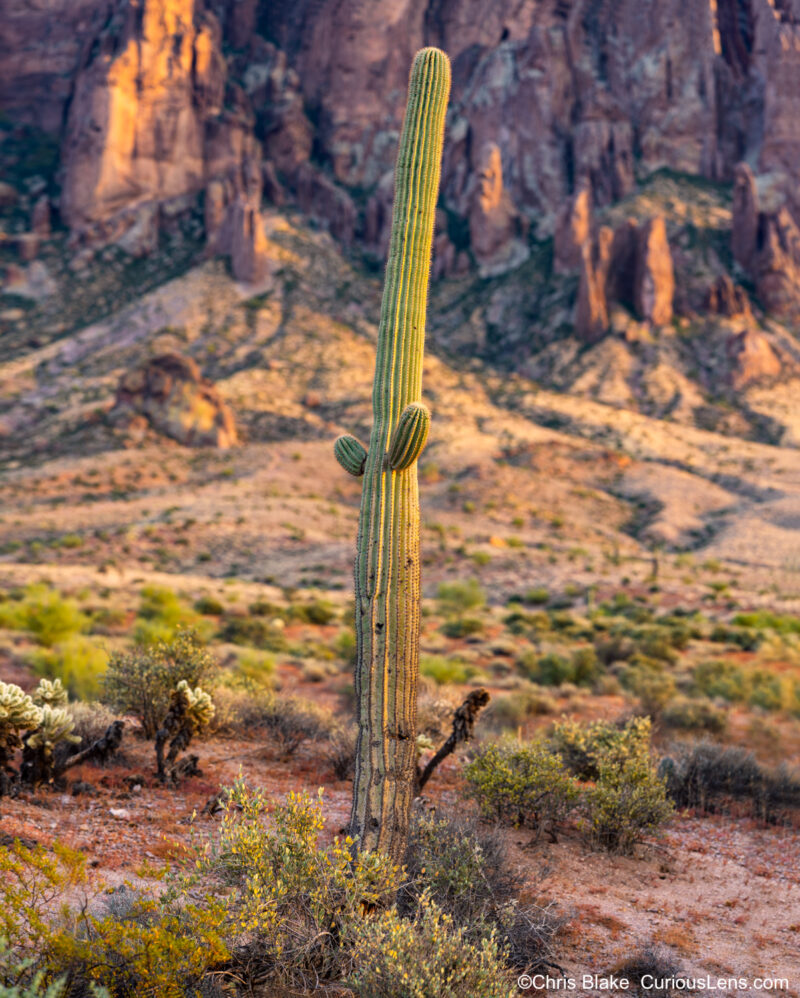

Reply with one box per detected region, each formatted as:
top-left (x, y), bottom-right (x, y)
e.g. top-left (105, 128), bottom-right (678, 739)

top-left (464, 740), bottom-right (579, 838)
top-left (347, 892), bottom-right (516, 998)
top-left (103, 629), bottom-right (218, 738)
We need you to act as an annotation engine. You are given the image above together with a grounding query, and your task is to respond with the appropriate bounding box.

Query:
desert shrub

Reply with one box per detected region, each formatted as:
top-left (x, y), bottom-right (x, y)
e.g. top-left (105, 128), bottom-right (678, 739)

top-left (520, 648), bottom-right (600, 688)
top-left (660, 741), bottom-right (800, 822)
top-left (525, 587), bottom-right (550, 605)
top-left (334, 628), bottom-right (356, 663)
top-left (692, 659), bottom-right (747, 702)
top-left (440, 616), bottom-right (484, 638)
top-left (613, 942), bottom-right (681, 997)
top-left (217, 614), bottom-right (288, 652)
top-left (208, 686), bottom-right (274, 736)
top-left (622, 662), bottom-right (677, 717)
top-left (488, 686), bottom-right (557, 728)
top-left (324, 725), bottom-right (357, 780)
top-left (289, 599), bottom-right (337, 625)
top-left (463, 740), bottom-right (579, 837)
top-left (437, 579), bottom-right (485, 617)
top-left (28, 637), bottom-right (107, 701)
top-left (0, 585), bottom-right (89, 648)
top-left (578, 719), bottom-right (673, 854)
top-left (254, 695), bottom-right (333, 757)
top-left (193, 595), bottom-right (224, 616)
top-left (594, 632), bottom-right (636, 665)
top-left (347, 892), bottom-right (516, 998)
top-left (420, 655), bottom-right (473, 685)
top-left (197, 782), bottom-right (399, 991)
top-left (103, 630), bottom-right (218, 738)
top-left (709, 624), bottom-right (760, 650)
top-left (549, 716), bottom-right (653, 782)
top-left (661, 696), bottom-right (727, 733)
top-left (403, 808), bottom-right (567, 974)
top-left (229, 649), bottom-right (275, 690)
top-left (133, 586), bottom-right (202, 644)
top-left (732, 610), bottom-right (800, 634)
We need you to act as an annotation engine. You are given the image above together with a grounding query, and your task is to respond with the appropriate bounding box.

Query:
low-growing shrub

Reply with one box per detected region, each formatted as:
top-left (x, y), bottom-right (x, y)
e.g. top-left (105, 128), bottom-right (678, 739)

top-left (420, 655), bottom-right (473, 685)
top-left (403, 808), bottom-right (568, 974)
top-left (549, 716), bottom-right (653, 782)
top-left (520, 648), bottom-right (600, 688)
top-left (217, 614), bottom-right (288, 652)
top-left (661, 697), bottom-right (727, 734)
top-left (0, 585), bottom-right (89, 648)
top-left (612, 942), bottom-right (681, 998)
top-left (193, 595), bottom-right (224, 616)
top-left (463, 740), bottom-right (579, 837)
top-left (103, 630), bottom-right (218, 738)
top-left (254, 695), bottom-right (333, 757)
top-left (324, 725), bottom-right (357, 780)
top-left (28, 637), bottom-right (107, 701)
top-left (660, 741), bottom-right (800, 822)
top-left (575, 719), bottom-right (674, 854)
top-left (197, 782), bottom-right (400, 992)
top-left (488, 686), bottom-right (557, 728)
top-left (347, 893), bottom-right (516, 998)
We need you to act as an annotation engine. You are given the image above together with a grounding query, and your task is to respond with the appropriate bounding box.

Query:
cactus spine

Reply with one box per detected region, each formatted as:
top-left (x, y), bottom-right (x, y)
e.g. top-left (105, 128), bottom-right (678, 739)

top-left (336, 47), bottom-right (450, 861)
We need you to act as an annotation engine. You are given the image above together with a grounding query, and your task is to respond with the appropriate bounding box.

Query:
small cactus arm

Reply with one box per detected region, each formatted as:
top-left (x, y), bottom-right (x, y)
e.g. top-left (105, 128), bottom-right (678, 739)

top-left (333, 47), bottom-right (450, 861)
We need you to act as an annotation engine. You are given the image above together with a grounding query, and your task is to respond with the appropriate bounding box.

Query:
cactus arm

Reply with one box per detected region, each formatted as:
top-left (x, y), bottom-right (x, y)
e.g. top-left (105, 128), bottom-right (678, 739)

top-left (387, 403), bottom-right (430, 471)
top-left (334, 434), bottom-right (368, 477)
top-left (348, 47), bottom-right (450, 861)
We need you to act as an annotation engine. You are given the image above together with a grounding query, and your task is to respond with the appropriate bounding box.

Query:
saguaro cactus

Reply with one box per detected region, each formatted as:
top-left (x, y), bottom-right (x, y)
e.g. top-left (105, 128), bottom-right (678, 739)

top-left (334, 47), bottom-right (450, 861)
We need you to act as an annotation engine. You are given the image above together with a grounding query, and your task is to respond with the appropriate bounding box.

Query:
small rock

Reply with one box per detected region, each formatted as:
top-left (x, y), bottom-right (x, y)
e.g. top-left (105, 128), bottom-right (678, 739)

top-left (109, 807), bottom-right (132, 820)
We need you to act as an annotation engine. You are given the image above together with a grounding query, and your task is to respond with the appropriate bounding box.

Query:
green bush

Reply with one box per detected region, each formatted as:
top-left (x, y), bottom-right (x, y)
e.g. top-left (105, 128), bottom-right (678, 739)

top-left (661, 696), bottom-right (727, 733)
top-left (197, 782), bottom-right (399, 991)
top-left (348, 893), bottom-right (516, 998)
top-left (709, 625), bottom-right (760, 651)
top-left (420, 655), bottom-right (476, 685)
top-left (732, 610), bottom-right (800, 634)
top-left (0, 585), bottom-right (89, 648)
top-left (28, 637), bottom-right (108, 701)
top-left (437, 580), bottom-right (485, 616)
top-left (488, 686), bottom-right (557, 728)
top-left (403, 809), bottom-right (567, 974)
top-left (525, 587), bottom-right (550, 606)
top-left (218, 615), bottom-right (288, 652)
top-left (103, 630), bottom-right (218, 737)
top-left (549, 715), bottom-right (652, 781)
top-left (193, 595), bottom-right (224, 616)
top-left (576, 718), bottom-right (673, 854)
top-left (463, 741), bottom-right (579, 837)
top-left (440, 616), bottom-right (484, 638)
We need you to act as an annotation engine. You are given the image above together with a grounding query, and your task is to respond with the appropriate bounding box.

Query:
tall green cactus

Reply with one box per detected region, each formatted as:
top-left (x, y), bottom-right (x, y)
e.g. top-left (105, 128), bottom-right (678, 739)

top-left (334, 47), bottom-right (450, 861)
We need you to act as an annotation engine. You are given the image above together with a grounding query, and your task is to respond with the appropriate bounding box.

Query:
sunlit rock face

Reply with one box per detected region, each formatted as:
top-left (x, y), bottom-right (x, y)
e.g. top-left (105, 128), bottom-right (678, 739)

top-left (3, 0), bottom-right (800, 295)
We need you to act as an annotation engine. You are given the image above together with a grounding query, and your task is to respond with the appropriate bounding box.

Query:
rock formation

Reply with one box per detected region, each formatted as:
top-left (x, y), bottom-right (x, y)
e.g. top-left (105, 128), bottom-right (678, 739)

top-left (110, 353), bottom-right (238, 448)
top-left (2, 0), bottom-right (800, 306)
top-left (727, 329), bottom-right (781, 390)
top-left (706, 275), bottom-right (751, 320)
top-left (634, 217), bottom-right (675, 327)
top-left (554, 183), bottom-right (592, 274)
top-left (575, 216), bottom-right (674, 340)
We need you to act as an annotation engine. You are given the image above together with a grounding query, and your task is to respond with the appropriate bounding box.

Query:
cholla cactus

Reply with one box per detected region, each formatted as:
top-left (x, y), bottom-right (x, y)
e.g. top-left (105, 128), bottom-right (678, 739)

top-left (1, 682), bottom-right (43, 792)
top-left (32, 677), bottom-right (69, 709)
top-left (179, 680), bottom-right (215, 733)
top-left (155, 681), bottom-right (215, 784)
top-left (21, 705), bottom-right (80, 787)
top-left (26, 706), bottom-right (80, 753)
top-left (0, 681), bottom-right (43, 738)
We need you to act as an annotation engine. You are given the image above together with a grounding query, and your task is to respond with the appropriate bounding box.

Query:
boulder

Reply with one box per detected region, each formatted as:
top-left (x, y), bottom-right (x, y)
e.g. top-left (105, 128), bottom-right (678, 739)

top-left (467, 142), bottom-right (525, 272)
top-left (111, 353), bottom-right (238, 448)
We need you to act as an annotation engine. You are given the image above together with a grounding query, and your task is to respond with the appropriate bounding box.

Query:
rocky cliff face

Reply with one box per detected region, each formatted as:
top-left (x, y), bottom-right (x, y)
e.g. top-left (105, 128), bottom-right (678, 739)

top-left (2, 0), bottom-right (800, 393)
